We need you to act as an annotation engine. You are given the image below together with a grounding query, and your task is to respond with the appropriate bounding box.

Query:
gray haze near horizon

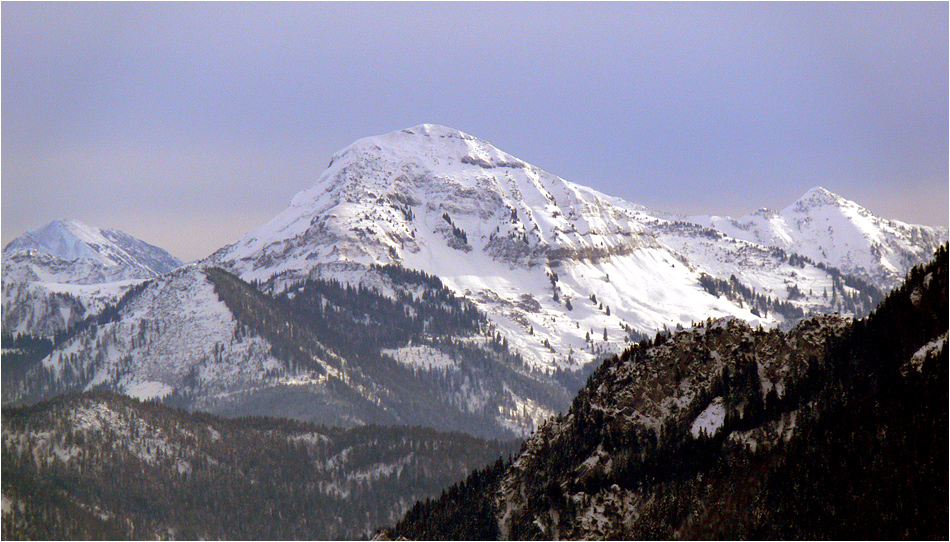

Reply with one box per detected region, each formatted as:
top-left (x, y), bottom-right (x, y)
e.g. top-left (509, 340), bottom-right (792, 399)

top-left (3, 2), bottom-right (947, 262)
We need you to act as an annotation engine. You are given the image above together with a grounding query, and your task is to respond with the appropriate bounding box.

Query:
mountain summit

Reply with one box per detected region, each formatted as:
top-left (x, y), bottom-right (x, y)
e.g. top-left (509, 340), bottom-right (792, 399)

top-left (3, 219), bottom-right (182, 283)
top-left (212, 123), bottom-right (654, 278)
top-left (209, 126), bottom-right (924, 374)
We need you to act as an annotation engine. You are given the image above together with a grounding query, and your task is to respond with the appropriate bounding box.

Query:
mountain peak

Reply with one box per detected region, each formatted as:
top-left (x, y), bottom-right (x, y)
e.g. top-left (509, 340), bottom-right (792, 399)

top-left (797, 186), bottom-right (845, 208)
top-left (332, 124), bottom-right (514, 169)
top-left (399, 124), bottom-right (477, 140)
top-left (4, 219), bottom-right (108, 261)
top-left (3, 218), bottom-right (181, 278)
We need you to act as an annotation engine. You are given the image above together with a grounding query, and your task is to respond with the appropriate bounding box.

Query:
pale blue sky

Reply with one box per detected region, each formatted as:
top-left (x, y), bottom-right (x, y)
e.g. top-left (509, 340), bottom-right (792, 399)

top-left (3, 2), bottom-right (947, 261)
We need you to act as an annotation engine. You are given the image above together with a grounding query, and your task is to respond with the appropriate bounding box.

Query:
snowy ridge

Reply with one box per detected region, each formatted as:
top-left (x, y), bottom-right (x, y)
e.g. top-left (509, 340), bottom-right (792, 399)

top-left (687, 187), bottom-right (947, 290)
top-left (10, 262), bottom-right (567, 438)
top-left (32, 266), bottom-right (284, 402)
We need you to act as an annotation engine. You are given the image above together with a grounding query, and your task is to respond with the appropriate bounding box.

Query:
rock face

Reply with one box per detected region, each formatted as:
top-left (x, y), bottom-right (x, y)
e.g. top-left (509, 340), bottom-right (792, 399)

top-left (2, 219), bottom-right (182, 337)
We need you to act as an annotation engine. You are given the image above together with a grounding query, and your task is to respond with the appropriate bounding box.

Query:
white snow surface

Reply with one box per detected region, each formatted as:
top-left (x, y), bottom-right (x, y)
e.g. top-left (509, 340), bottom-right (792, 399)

top-left (125, 380), bottom-right (174, 400)
top-left (690, 396), bottom-right (726, 438)
top-left (381, 345), bottom-right (458, 371)
top-left (905, 331), bottom-right (948, 374)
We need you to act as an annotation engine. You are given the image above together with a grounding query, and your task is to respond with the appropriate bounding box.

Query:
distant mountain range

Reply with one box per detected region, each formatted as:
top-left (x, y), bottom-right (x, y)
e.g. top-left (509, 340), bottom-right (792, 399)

top-left (2, 125), bottom-right (945, 440)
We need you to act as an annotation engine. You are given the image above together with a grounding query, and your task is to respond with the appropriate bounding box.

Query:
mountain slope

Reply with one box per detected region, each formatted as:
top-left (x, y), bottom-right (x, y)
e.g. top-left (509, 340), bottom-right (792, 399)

top-left (1, 392), bottom-right (518, 540)
top-left (7, 266), bottom-right (285, 405)
top-left (688, 187), bottom-right (946, 291)
top-left (2, 219), bottom-right (183, 338)
top-left (385, 244), bottom-right (948, 540)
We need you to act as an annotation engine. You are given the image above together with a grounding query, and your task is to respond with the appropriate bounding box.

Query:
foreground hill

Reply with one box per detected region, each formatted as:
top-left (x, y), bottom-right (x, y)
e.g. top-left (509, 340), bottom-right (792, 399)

top-left (1, 392), bottom-right (518, 540)
top-left (385, 244), bottom-right (947, 540)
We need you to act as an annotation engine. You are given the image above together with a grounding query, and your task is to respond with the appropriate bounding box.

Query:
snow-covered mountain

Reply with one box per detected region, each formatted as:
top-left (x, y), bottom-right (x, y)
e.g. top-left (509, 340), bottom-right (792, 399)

top-left (2, 219), bottom-right (183, 337)
top-left (4, 219), bottom-right (182, 282)
top-left (686, 187), bottom-right (946, 291)
top-left (209, 124), bottom-right (896, 372)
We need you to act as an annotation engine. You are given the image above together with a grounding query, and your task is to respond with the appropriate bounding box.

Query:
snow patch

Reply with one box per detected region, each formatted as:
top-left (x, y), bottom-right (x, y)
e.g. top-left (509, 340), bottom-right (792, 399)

top-left (124, 380), bottom-right (174, 400)
top-left (690, 396), bottom-right (726, 438)
top-left (381, 345), bottom-right (457, 371)
top-left (905, 332), bottom-right (947, 374)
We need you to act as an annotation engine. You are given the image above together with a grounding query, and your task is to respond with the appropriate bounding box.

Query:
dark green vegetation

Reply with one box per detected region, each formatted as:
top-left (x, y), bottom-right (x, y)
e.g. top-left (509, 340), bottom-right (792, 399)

top-left (394, 454), bottom-right (512, 541)
top-left (2, 392), bottom-right (519, 540)
top-left (1, 333), bottom-right (54, 396)
top-left (386, 245), bottom-right (948, 540)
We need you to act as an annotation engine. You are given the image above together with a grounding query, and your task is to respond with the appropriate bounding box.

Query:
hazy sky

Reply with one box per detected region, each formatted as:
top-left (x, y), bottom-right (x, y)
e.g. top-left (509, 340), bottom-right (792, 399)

top-left (3, 2), bottom-right (947, 262)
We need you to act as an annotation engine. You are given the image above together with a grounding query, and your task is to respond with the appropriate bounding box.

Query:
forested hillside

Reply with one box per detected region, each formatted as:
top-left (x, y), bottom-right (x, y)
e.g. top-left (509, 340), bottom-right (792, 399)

top-left (203, 266), bottom-right (585, 437)
top-left (385, 245), bottom-right (948, 540)
top-left (7, 265), bottom-right (587, 440)
top-left (2, 392), bottom-right (518, 540)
